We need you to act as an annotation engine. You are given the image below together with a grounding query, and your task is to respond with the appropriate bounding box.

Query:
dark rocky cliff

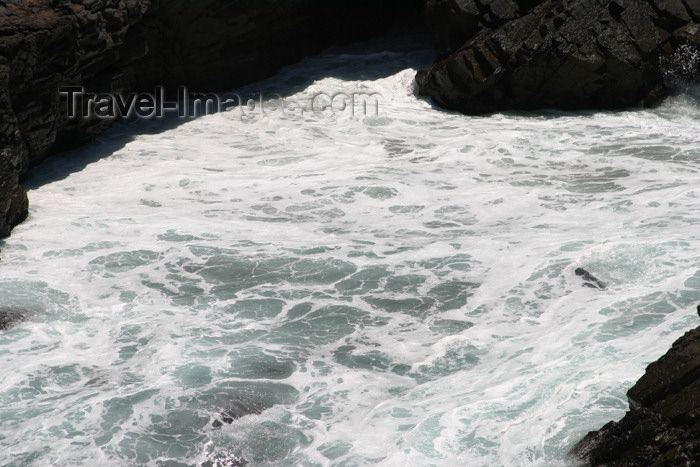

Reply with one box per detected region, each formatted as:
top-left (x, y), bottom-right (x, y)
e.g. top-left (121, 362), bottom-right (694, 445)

top-left (417, 0), bottom-right (700, 115)
top-left (0, 0), bottom-right (422, 238)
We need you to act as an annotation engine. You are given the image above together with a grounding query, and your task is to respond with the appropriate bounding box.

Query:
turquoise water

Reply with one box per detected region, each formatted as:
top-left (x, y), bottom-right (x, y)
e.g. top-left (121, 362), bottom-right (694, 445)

top-left (1, 36), bottom-right (699, 466)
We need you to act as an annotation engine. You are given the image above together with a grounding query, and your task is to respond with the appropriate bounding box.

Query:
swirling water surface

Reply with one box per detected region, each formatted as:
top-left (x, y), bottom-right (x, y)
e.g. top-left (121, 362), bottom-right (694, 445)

top-left (1, 36), bottom-right (699, 466)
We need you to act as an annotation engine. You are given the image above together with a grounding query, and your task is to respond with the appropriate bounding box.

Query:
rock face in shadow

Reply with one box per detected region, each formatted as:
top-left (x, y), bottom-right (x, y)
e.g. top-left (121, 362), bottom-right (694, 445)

top-left (572, 325), bottom-right (700, 466)
top-left (417, 0), bottom-right (700, 115)
top-left (0, 0), bottom-right (151, 237)
top-left (130, 1), bottom-right (423, 95)
top-left (0, 0), bottom-right (423, 238)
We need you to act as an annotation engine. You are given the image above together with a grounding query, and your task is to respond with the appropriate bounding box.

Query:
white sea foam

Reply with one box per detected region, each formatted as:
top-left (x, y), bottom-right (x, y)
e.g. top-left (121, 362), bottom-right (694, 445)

top-left (0, 35), bottom-right (699, 466)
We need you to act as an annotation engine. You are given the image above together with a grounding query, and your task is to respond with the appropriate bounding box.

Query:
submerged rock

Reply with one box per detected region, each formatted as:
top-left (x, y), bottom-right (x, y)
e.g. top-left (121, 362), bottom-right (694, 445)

top-left (211, 394), bottom-right (268, 429)
top-left (0, 307), bottom-right (25, 330)
top-left (182, 381), bottom-right (299, 428)
top-left (572, 323), bottom-right (700, 466)
top-left (417, 0), bottom-right (700, 115)
top-left (575, 267), bottom-right (607, 290)
top-left (200, 453), bottom-right (247, 467)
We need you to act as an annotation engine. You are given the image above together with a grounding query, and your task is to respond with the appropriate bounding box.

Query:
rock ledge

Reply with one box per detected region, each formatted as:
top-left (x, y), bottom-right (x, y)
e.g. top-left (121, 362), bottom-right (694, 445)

top-left (572, 323), bottom-right (700, 466)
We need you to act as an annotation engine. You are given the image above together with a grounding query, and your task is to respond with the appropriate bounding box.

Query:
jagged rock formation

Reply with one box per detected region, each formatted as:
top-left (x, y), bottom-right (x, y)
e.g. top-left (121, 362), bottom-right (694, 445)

top-left (0, 0), bottom-right (422, 238)
top-left (572, 324), bottom-right (700, 466)
top-left (417, 0), bottom-right (700, 115)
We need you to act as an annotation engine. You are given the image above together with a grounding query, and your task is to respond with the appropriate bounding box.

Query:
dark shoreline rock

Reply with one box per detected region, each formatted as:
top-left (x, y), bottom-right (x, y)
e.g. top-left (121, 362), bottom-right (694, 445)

top-left (0, 0), bottom-right (424, 238)
top-left (571, 323), bottom-right (700, 466)
top-left (417, 0), bottom-right (700, 115)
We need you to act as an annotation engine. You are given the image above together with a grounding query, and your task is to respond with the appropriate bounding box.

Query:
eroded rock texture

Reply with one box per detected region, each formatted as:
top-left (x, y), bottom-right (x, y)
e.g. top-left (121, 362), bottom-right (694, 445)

top-left (425, 0), bottom-right (544, 59)
top-left (572, 325), bottom-right (700, 466)
top-left (417, 0), bottom-right (700, 115)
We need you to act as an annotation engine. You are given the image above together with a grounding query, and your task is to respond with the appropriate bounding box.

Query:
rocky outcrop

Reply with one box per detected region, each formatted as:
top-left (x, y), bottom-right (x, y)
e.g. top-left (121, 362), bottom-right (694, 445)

top-left (424, 0), bottom-right (544, 59)
top-left (0, 306), bottom-right (25, 330)
top-left (417, 0), bottom-right (700, 115)
top-left (572, 322), bottom-right (700, 466)
top-left (0, 0), bottom-right (422, 238)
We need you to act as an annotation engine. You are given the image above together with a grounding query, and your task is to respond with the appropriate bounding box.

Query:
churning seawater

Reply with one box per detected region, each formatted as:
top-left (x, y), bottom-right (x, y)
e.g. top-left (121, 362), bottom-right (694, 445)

top-left (1, 35), bottom-right (699, 467)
